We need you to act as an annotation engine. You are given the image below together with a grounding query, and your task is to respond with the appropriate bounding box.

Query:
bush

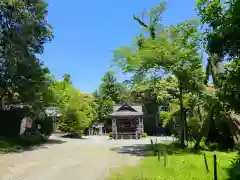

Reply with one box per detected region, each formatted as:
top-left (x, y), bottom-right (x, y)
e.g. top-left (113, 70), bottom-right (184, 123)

top-left (79, 130), bottom-right (84, 135)
top-left (19, 131), bottom-right (44, 146)
top-left (58, 106), bottom-right (88, 134)
top-left (38, 118), bottom-right (53, 137)
top-left (108, 132), bottom-right (112, 138)
top-left (142, 132), bottom-right (147, 137)
top-left (35, 111), bottom-right (54, 141)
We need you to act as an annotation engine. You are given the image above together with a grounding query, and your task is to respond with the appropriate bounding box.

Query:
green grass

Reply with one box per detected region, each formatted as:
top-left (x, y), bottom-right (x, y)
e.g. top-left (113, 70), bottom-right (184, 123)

top-left (0, 138), bottom-right (23, 153)
top-left (0, 134), bottom-right (44, 153)
top-left (110, 142), bottom-right (239, 180)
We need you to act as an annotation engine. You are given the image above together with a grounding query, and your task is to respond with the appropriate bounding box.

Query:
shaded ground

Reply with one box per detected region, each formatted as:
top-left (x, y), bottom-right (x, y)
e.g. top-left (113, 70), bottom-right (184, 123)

top-left (0, 135), bottom-right (172, 180)
top-left (110, 144), bottom-right (151, 156)
top-left (0, 137), bottom-right (66, 153)
top-left (110, 137), bottom-right (175, 157)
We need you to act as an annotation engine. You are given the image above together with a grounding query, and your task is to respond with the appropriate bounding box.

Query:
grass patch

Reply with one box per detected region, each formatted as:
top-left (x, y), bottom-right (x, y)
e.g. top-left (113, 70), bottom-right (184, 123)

top-left (0, 133), bottom-right (47, 154)
top-left (0, 138), bottom-right (23, 153)
top-left (110, 141), bottom-right (239, 180)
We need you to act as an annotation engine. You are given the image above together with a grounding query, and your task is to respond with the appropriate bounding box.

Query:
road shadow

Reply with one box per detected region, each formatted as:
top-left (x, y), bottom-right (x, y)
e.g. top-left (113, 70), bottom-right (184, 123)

top-left (60, 134), bottom-right (89, 140)
top-left (21, 138), bottom-right (67, 151)
top-left (110, 144), bottom-right (151, 157)
top-left (0, 137), bottom-right (67, 154)
top-left (151, 141), bottom-right (202, 155)
top-left (110, 141), bottom-right (202, 157)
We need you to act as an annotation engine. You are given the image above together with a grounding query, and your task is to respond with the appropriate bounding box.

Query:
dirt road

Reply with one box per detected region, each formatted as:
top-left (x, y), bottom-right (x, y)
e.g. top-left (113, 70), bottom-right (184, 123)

top-left (0, 135), bottom-right (172, 180)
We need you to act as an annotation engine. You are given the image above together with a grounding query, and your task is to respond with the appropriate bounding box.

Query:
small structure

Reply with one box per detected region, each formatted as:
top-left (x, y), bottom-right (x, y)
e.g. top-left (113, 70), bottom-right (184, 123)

top-left (89, 122), bottom-right (105, 135)
top-left (109, 103), bottom-right (144, 139)
top-left (45, 107), bottom-right (62, 132)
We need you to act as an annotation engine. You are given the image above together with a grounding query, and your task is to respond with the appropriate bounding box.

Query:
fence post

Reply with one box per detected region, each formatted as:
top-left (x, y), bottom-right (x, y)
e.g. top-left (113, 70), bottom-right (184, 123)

top-left (204, 152), bottom-right (209, 173)
top-left (155, 138), bottom-right (158, 156)
top-left (213, 154), bottom-right (217, 180)
top-left (164, 149), bottom-right (167, 168)
top-left (157, 149), bottom-right (160, 161)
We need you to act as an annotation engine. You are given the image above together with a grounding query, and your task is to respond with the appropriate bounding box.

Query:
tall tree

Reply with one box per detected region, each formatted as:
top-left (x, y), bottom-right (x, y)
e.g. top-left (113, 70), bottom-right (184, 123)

top-left (197, 0), bottom-right (240, 84)
top-left (133, 1), bottom-right (166, 40)
top-left (53, 75), bottom-right (96, 135)
top-left (94, 71), bottom-right (129, 122)
top-left (114, 19), bottom-right (204, 145)
top-left (192, 0), bottom-right (240, 149)
top-left (99, 71), bottom-right (121, 103)
top-left (0, 0), bottom-right (53, 109)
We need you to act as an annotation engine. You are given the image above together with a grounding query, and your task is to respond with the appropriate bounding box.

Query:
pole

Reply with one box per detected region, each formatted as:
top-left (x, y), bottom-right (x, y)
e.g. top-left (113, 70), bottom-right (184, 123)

top-left (164, 149), bottom-right (167, 168)
top-left (213, 154), bottom-right (217, 180)
top-left (204, 152), bottom-right (209, 173)
top-left (157, 149), bottom-right (160, 161)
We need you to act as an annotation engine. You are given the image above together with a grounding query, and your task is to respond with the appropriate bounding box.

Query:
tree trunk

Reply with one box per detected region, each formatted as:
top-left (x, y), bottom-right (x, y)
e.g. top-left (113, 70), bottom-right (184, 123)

top-left (179, 81), bottom-right (185, 146)
top-left (207, 53), bottom-right (221, 87)
top-left (197, 104), bottom-right (203, 123)
top-left (0, 90), bottom-right (6, 108)
top-left (184, 109), bottom-right (188, 145)
top-left (194, 108), bottom-right (213, 149)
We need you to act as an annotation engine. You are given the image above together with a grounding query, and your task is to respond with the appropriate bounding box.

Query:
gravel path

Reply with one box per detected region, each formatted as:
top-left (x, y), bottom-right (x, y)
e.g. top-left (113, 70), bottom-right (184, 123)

top-left (0, 135), bottom-right (172, 180)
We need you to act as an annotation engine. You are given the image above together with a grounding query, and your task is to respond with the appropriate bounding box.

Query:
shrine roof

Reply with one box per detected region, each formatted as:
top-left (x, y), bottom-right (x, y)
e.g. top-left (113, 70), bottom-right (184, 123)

top-left (109, 103), bottom-right (144, 117)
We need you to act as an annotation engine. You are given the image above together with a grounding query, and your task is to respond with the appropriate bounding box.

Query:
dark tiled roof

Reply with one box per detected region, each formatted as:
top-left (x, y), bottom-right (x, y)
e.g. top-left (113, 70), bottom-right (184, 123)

top-left (109, 110), bottom-right (143, 117)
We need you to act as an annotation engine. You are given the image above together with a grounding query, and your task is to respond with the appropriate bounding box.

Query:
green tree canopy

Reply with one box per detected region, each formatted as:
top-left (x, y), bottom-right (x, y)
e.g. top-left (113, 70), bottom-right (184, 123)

top-left (0, 0), bottom-right (53, 110)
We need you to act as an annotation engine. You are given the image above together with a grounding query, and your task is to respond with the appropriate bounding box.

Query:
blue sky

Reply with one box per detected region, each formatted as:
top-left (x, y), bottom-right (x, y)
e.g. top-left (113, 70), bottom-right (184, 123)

top-left (41, 0), bottom-right (197, 93)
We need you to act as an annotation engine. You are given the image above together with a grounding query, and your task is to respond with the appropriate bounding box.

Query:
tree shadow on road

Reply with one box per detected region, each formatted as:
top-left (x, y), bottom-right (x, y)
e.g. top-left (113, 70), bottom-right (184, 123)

top-left (60, 133), bottom-right (89, 140)
top-left (110, 141), bottom-right (202, 157)
top-left (110, 144), bottom-right (151, 157)
top-left (0, 137), bottom-right (67, 154)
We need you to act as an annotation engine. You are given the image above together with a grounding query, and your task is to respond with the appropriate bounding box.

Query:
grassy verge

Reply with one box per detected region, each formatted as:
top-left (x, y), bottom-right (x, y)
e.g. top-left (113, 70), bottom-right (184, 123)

top-left (110, 141), bottom-right (239, 180)
top-left (0, 133), bottom-right (47, 154)
top-left (0, 138), bottom-right (23, 153)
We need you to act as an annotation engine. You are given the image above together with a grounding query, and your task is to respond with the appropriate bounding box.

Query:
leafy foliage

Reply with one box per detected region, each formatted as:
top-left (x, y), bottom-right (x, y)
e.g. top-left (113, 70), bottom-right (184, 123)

top-left (197, 0), bottom-right (240, 60)
top-left (93, 71), bottom-right (128, 122)
top-left (112, 0), bottom-right (240, 150)
top-left (141, 132), bottom-right (147, 137)
top-left (52, 76), bottom-right (96, 134)
top-left (0, 0), bottom-right (54, 111)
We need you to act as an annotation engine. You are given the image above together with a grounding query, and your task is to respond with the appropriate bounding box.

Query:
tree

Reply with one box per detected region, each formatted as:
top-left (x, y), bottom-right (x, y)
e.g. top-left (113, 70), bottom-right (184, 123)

top-left (0, 0), bottom-right (53, 109)
top-left (52, 75), bottom-right (96, 135)
top-left (133, 1), bottom-right (166, 41)
top-left (192, 0), bottom-right (240, 149)
top-left (94, 71), bottom-right (126, 122)
top-left (197, 0), bottom-right (240, 61)
top-left (114, 19), bottom-right (204, 145)
top-left (99, 71), bottom-right (122, 103)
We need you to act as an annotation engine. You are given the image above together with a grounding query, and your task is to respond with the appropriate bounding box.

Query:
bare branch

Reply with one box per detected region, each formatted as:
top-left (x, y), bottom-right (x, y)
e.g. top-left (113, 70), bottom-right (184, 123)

top-left (133, 15), bottom-right (148, 28)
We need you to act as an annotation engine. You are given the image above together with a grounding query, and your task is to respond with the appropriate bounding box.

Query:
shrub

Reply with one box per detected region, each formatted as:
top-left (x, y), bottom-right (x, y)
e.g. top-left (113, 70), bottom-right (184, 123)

top-left (142, 132), bottom-right (147, 137)
top-left (19, 131), bottom-right (43, 146)
top-left (38, 118), bottom-right (53, 137)
top-left (79, 130), bottom-right (84, 135)
top-left (35, 111), bottom-right (54, 140)
top-left (150, 139), bottom-right (158, 156)
top-left (58, 106), bottom-right (88, 134)
top-left (108, 132), bottom-right (112, 138)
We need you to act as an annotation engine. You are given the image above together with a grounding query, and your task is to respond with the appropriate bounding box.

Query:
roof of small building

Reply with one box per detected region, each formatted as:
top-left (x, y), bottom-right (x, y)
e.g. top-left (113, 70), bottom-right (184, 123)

top-left (109, 103), bottom-right (144, 117)
top-left (45, 107), bottom-right (62, 117)
top-left (109, 111), bottom-right (143, 117)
